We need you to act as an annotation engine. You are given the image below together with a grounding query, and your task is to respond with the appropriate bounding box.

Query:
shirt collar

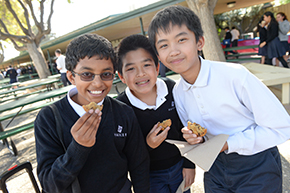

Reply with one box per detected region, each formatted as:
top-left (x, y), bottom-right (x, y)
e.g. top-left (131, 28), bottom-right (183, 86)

top-left (180, 57), bottom-right (210, 91)
top-left (125, 78), bottom-right (168, 110)
top-left (67, 87), bottom-right (104, 117)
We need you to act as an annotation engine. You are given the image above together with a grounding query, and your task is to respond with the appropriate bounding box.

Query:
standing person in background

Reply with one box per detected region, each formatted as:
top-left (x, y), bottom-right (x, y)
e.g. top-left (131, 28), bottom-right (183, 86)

top-left (276, 12), bottom-right (290, 63)
top-left (260, 11), bottom-right (289, 68)
top-left (230, 26), bottom-right (239, 54)
top-left (5, 65), bottom-right (18, 84)
top-left (55, 49), bottom-right (71, 86)
top-left (257, 20), bottom-right (268, 64)
top-left (224, 27), bottom-right (235, 58)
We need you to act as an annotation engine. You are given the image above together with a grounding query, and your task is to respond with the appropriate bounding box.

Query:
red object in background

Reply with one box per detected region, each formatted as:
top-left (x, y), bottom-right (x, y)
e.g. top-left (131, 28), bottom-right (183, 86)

top-left (221, 39), bottom-right (260, 53)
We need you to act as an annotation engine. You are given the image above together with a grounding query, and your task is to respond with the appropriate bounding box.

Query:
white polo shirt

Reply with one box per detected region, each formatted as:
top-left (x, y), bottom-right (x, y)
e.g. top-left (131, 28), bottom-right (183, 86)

top-left (125, 78), bottom-right (168, 110)
top-left (173, 57), bottom-right (290, 155)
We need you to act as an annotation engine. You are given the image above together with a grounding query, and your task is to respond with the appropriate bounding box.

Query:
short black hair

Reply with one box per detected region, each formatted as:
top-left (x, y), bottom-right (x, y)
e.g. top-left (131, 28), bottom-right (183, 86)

top-left (65, 33), bottom-right (116, 71)
top-left (117, 34), bottom-right (158, 75)
top-left (225, 27), bottom-right (230, 30)
top-left (55, 49), bottom-right (61, 54)
top-left (148, 5), bottom-right (203, 54)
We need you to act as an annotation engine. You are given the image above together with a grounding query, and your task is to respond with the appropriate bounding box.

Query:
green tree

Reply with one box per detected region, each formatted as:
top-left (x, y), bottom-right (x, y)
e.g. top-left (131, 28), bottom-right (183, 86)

top-left (0, 0), bottom-right (56, 78)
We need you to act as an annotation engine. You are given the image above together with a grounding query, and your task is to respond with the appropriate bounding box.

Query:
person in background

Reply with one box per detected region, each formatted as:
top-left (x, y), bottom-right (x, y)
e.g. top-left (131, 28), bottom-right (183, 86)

top-left (224, 27), bottom-right (235, 57)
top-left (257, 19), bottom-right (268, 64)
top-left (230, 26), bottom-right (240, 54)
top-left (55, 49), bottom-right (71, 86)
top-left (260, 11), bottom-right (289, 68)
top-left (276, 12), bottom-right (290, 63)
top-left (5, 65), bottom-right (18, 84)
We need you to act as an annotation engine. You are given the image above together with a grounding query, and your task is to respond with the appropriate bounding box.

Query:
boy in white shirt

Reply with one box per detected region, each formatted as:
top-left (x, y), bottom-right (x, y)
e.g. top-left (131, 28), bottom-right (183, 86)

top-left (148, 5), bottom-right (290, 192)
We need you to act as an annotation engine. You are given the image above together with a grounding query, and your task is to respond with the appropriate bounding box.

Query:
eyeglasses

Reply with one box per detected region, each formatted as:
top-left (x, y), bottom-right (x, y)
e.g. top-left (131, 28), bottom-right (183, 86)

top-left (72, 71), bottom-right (114, 81)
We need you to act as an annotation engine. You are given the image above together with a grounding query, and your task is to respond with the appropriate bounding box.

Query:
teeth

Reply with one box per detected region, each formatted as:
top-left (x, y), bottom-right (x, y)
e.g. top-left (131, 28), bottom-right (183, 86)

top-left (137, 80), bottom-right (148, 85)
top-left (90, 90), bottom-right (102, 94)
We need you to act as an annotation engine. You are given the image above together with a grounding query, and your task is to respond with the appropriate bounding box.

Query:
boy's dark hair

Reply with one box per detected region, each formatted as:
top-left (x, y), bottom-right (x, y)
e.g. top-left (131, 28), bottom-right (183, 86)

top-left (225, 27), bottom-right (230, 30)
top-left (55, 49), bottom-right (61, 54)
top-left (148, 5), bottom-right (203, 54)
top-left (117, 34), bottom-right (158, 75)
top-left (231, 26), bottom-right (236, 30)
top-left (65, 33), bottom-right (116, 71)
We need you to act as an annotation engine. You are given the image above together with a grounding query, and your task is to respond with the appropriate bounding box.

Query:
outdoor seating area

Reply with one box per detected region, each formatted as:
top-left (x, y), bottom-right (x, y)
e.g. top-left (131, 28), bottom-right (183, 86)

top-left (223, 45), bottom-right (261, 63)
top-left (2, 0), bottom-right (290, 192)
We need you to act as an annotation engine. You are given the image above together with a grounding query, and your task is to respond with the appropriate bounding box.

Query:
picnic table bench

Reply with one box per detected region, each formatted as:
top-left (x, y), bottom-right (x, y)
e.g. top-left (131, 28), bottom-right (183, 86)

top-left (0, 85), bottom-right (74, 156)
top-left (223, 45), bottom-right (260, 63)
top-left (242, 62), bottom-right (290, 104)
top-left (0, 78), bottom-right (60, 101)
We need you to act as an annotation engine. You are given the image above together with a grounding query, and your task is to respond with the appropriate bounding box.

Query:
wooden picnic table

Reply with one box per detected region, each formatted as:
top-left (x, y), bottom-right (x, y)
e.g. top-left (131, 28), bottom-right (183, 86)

top-left (0, 85), bottom-right (74, 113)
top-left (242, 63), bottom-right (290, 104)
top-left (0, 85), bottom-right (74, 155)
top-left (0, 73), bottom-right (39, 86)
top-left (0, 78), bottom-right (61, 99)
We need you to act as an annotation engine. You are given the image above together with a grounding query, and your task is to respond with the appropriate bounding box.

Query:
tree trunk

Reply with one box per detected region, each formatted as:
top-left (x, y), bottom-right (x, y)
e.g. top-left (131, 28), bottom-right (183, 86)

top-left (26, 42), bottom-right (50, 79)
top-left (186, 0), bottom-right (226, 62)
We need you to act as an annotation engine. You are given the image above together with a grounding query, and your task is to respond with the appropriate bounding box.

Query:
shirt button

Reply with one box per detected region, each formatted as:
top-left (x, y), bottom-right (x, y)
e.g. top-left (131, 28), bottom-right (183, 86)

top-left (197, 95), bottom-right (200, 98)
top-left (201, 105), bottom-right (204, 108)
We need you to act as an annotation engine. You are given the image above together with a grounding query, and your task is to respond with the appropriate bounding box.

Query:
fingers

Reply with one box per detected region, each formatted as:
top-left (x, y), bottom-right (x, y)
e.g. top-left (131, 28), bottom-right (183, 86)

top-left (181, 127), bottom-right (203, 145)
top-left (146, 124), bottom-right (170, 149)
top-left (71, 109), bottom-right (102, 147)
top-left (183, 168), bottom-right (196, 189)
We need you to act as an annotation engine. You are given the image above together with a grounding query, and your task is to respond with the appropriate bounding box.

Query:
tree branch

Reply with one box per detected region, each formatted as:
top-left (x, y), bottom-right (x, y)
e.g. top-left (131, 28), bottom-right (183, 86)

top-left (10, 38), bottom-right (27, 51)
top-left (4, 0), bottom-right (29, 35)
top-left (44, 0), bottom-right (54, 34)
top-left (25, 0), bottom-right (41, 30)
top-left (16, 0), bottom-right (34, 37)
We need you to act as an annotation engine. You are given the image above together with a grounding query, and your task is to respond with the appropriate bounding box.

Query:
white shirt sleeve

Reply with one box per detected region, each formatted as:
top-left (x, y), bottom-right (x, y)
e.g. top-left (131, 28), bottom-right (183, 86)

top-left (226, 72), bottom-right (290, 155)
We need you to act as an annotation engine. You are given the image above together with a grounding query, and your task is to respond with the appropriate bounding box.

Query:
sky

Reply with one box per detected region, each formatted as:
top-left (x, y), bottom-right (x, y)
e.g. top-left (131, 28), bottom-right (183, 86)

top-left (4, 0), bottom-right (160, 60)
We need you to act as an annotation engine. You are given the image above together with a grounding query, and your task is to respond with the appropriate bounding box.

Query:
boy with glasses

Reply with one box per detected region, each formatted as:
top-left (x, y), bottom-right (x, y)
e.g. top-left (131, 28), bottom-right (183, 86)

top-left (34, 34), bottom-right (149, 193)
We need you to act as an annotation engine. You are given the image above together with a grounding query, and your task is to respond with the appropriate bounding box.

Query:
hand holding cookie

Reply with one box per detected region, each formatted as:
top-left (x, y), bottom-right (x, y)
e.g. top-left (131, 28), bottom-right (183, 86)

top-left (146, 119), bottom-right (171, 149)
top-left (71, 104), bottom-right (102, 147)
top-left (181, 121), bottom-right (206, 145)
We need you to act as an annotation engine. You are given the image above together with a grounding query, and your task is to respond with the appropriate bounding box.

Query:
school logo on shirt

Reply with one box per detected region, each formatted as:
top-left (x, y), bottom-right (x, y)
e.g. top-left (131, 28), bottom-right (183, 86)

top-left (168, 100), bottom-right (176, 111)
top-left (114, 125), bottom-right (127, 137)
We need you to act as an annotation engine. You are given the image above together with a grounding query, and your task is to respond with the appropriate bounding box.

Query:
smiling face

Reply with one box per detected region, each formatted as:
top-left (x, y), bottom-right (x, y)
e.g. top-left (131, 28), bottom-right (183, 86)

top-left (67, 55), bottom-right (114, 106)
top-left (118, 48), bottom-right (159, 100)
top-left (155, 24), bottom-right (204, 84)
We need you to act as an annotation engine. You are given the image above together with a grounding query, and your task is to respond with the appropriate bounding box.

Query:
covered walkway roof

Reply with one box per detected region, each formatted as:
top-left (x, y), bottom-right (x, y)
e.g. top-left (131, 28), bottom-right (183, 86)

top-left (1, 0), bottom-right (272, 67)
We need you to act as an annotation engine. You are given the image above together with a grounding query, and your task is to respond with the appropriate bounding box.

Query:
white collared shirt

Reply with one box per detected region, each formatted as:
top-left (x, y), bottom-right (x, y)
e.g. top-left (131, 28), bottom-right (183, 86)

top-left (173, 57), bottom-right (290, 155)
top-left (67, 87), bottom-right (104, 117)
top-left (125, 78), bottom-right (168, 110)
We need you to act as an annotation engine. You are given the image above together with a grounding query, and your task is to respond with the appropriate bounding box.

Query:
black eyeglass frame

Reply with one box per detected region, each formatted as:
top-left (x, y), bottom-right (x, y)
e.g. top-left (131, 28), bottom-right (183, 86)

top-left (71, 71), bottom-right (115, 81)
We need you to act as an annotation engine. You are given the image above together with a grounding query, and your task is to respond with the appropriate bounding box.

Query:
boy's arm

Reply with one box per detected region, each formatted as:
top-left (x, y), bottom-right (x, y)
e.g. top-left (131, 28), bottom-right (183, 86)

top-left (124, 111), bottom-right (150, 193)
top-left (227, 72), bottom-right (290, 155)
top-left (34, 107), bottom-right (95, 192)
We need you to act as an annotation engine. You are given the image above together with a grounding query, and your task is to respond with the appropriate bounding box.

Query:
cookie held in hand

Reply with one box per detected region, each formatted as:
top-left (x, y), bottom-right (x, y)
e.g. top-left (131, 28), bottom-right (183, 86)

top-left (158, 119), bottom-right (172, 131)
top-left (187, 121), bottom-right (207, 137)
top-left (82, 102), bottom-right (103, 112)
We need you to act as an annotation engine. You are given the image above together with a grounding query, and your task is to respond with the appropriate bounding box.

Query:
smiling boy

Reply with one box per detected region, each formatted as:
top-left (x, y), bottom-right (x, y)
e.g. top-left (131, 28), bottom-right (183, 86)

top-left (148, 5), bottom-right (290, 192)
top-left (34, 34), bottom-right (149, 193)
top-left (116, 34), bottom-right (196, 193)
